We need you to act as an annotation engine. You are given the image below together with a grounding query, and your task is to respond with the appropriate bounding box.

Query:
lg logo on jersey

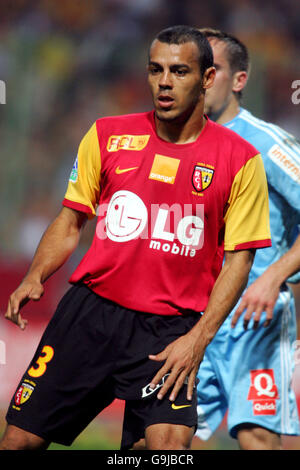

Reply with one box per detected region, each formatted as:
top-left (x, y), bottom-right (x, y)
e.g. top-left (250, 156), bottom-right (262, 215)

top-left (247, 369), bottom-right (279, 415)
top-left (96, 190), bottom-right (204, 257)
top-left (105, 191), bottom-right (148, 242)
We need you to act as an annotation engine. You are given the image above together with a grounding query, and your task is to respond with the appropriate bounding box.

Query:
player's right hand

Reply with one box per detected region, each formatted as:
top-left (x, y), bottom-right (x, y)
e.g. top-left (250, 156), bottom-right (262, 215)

top-left (4, 279), bottom-right (44, 330)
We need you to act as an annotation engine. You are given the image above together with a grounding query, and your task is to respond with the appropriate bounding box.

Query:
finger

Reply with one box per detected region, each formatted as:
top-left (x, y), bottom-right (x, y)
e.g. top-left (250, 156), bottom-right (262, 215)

top-left (263, 305), bottom-right (274, 328)
top-left (28, 285), bottom-right (44, 301)
top-left (187, 369), bottom-right (197, 401)
top-left (17, 314), bottom-right (28, 330)
top-left (10, 287), bottom-right (33, 315)
top-left (168, 370), bottom-right (188, 402)
top-left (5, 307), bottom-right (28, 330)
top-left (148, 351), bottom-right (168, 362)
top-left (148, 348), bottom-right (170, 389)
top-left (9, 294), bottom-right (22, 318)
top-left (5, 296), bottom-right (27, 329)
top-left (242, 305), bottom-right (256, 330)
top-left (231, 300), bottom-right (247, 327)
top-left (149, 362), bottom-right (171, 391)
top-left (157, 367), bottom-right (181, 400)
top-left (252, 306), bottom-right (264, 329)
top-left (4, 296), bottom-right (12, 316)
top-left (10, 309), bottom-right (27, 330)
top-left (5, 297), bottom-right (20, 324)
top-left (29, 293), bottom-right (42, 301)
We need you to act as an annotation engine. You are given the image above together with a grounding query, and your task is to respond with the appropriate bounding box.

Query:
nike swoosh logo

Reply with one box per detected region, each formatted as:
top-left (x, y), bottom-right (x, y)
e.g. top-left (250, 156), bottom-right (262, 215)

top-left (115, 166), bottom-right (139, 174)
top-left (171, 403), bottom-right (192, 410)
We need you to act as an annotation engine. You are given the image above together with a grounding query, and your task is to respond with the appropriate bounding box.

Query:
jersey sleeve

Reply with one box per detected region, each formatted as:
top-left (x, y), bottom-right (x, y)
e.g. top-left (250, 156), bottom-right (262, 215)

top-left (224, 153), bottom-right (271, 250)
top-left (263, 131), bottom-right (300, 215)
top-left (63, 122), bottom-right (101, 218)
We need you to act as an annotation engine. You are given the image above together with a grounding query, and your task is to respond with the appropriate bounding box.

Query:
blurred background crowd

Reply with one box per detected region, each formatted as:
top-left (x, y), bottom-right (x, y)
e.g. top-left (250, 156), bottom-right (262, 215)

top-left (0, 0), bottom-right (299, 450)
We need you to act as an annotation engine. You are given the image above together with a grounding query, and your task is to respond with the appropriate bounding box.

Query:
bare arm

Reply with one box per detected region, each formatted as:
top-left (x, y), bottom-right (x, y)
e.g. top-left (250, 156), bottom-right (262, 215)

top-left (231, 234), bottom-right (300, 329)
top-left (149, 249), bottom-right (255, 401)
top-left (5, 206), bottom-right (87, 330)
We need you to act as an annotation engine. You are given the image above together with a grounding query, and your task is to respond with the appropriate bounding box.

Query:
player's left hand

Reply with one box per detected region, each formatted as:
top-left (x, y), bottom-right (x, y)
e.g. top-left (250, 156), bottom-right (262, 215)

top-left (231, 273), bottom-right (280, 329)
top-left (148, 332), bottom-right (205, 402)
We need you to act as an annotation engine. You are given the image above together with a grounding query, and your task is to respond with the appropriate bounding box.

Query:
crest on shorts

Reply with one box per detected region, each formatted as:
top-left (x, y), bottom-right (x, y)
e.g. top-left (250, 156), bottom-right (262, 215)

top-left (192, 165), bottom-right (214, 193)
top-left (14, 382), bottom-right (35, 406)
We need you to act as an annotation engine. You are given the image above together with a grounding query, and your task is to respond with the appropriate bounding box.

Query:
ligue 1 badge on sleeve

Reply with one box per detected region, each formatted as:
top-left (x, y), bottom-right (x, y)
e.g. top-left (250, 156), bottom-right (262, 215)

top-left (69, 155), bottom-right (78, 183)
top-left (192, 164), bottom-right (214, 193)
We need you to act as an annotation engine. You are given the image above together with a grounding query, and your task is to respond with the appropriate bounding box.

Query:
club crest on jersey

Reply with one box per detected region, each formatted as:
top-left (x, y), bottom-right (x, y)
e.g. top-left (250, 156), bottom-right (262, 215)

top-left (192, 164), bottom-right (214, 193)
top-left (14, 381), bottom-right (35, 406)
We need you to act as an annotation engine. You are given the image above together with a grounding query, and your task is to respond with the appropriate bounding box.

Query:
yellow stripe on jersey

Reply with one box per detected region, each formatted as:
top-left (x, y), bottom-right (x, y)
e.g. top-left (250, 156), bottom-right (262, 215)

top-left (64, 123), bottom-right (101, 218)
top-left (224, 154), bottom-right (271, 250)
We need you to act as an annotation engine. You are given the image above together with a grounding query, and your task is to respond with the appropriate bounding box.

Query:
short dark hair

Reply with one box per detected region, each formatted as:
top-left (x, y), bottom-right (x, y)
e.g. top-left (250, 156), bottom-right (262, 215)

top-left (153, 25), bottom-right (214, 76)
top-left (199, 28), bottom-right (250, 100)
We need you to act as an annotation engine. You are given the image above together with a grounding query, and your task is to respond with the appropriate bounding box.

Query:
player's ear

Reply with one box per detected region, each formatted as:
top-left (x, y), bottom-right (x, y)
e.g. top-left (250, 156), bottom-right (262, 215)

top-left (202, 66), bottom-right (216, 90)
top-left (232, 71), bottom-right (248, 94)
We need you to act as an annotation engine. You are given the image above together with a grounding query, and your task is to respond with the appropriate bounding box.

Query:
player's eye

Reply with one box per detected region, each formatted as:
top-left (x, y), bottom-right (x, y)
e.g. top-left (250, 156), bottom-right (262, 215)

top-left (173, 69), bottom-right (188, 77)
top-left (148, 65), bottom-right (161, 75)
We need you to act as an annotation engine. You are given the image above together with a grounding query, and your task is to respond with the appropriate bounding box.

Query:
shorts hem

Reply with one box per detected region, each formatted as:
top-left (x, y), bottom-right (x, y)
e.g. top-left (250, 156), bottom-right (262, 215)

top-left (229, 419), bottom-right (300, 439)
top-left (6, 417), bottom-right (74, 447)
top-left (145, 418), bottom-right (197, 430)
top-left (121, 419), bottom-right (197, 450)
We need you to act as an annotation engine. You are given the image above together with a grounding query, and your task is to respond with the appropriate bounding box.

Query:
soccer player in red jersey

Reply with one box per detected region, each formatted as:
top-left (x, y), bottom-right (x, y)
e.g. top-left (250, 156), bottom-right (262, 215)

top-left (1, 26), bottom-right (271, 450)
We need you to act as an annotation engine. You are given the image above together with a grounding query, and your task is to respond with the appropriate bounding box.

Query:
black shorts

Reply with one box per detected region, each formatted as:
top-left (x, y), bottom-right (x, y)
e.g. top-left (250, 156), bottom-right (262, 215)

top-left (6, 284), bottom-right (200, 447)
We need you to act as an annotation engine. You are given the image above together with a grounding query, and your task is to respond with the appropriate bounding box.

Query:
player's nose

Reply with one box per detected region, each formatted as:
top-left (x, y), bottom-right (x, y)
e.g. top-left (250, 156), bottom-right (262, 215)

top-left (159, 70), bottom-right (173, 89)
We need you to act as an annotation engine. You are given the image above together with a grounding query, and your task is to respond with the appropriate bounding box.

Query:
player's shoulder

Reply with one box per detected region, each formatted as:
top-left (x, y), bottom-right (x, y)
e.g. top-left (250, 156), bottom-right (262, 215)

top-left (232, 108), bottom-right (300, 155)
top-left (230, 108), bottom-right (300, 189)
top-left (208, 117), bottom-right (259, 156)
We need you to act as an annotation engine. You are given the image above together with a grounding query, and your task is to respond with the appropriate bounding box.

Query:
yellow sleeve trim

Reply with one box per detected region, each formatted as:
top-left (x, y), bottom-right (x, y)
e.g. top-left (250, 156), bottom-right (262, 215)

top-left (63, 122), bottom-right (101, 217)
top-left (224, 154), bottom-right (271, 250)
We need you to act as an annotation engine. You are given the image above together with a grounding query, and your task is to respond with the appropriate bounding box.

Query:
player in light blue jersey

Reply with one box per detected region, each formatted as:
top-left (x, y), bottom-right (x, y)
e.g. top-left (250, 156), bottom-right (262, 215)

top-left (196, 28), bottom-right (300, 450)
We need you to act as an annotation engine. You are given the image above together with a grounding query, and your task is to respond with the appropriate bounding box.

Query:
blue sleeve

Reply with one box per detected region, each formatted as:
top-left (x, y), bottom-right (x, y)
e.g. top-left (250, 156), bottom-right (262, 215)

top-left (259, 125), bottom-right (300, 215)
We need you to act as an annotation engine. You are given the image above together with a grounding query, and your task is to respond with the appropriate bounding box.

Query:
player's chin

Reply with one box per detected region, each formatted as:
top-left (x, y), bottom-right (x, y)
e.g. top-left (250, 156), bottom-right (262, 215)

top-left (155, 108), bottom-right (179, 122)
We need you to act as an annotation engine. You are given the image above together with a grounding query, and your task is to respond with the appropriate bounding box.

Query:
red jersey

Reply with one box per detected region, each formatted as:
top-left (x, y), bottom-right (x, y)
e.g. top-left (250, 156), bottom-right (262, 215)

top-left (63, 111), bottom-right (271, 315)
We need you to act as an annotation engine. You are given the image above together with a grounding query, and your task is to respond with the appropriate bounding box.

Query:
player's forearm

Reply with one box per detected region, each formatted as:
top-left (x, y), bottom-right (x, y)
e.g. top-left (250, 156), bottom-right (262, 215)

top-left (263, 234), bottom-right (300, 287)
top-left (25, 208), bottom-right (86, 284)
top-left (148, 249), bottom-right (255, 402)
top-left (189, 249), bottom-right (255, 345)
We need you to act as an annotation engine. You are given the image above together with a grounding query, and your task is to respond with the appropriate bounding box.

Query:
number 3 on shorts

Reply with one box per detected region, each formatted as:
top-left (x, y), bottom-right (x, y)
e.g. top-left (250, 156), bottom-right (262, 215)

top-left (28, 345), bottom-right (54, 378)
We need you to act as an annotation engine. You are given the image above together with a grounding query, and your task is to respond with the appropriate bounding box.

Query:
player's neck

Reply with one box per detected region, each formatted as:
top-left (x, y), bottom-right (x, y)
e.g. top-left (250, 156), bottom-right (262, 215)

top-left (155, 114), bottom-right (207, 145)
top-left (215, 97), bottom-right (240, 125)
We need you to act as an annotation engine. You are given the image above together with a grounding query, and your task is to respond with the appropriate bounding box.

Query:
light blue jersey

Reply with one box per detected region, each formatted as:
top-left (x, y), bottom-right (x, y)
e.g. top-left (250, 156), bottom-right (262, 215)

top-left (196, 109), bottom-right (300, 441)
top-left (225, 108), bottom-right (300, 286)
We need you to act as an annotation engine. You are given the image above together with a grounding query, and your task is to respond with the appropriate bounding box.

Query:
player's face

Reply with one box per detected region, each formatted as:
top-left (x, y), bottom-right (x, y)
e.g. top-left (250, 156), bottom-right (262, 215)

top-left (204, 39), bottom-right (235, 117)
top-left (147, 40), bottom-right (205, 123)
